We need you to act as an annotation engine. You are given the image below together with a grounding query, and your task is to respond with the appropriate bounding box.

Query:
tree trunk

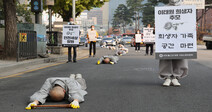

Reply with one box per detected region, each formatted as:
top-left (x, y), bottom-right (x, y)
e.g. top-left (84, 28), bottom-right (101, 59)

top-left (3, 0), bottom-right (17, 59)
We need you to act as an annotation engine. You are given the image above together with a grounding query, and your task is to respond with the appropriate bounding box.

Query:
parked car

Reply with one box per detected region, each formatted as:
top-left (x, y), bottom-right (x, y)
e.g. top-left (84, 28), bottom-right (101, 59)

top-left (203, 35), bottom-right (212, 49)
top-left (113, 36), bottom-right (121, 44)
top-left (100, 38), bottom-right (116, 46)
top-left (79, 37), bottom-right (88, 46)
top-left (120, 37), bottom-right (133, 45)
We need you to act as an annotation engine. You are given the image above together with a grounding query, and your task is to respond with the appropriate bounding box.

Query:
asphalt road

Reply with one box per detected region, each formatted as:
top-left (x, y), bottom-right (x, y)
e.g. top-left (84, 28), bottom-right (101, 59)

top-left (0, 45), bottom-right (212, 112)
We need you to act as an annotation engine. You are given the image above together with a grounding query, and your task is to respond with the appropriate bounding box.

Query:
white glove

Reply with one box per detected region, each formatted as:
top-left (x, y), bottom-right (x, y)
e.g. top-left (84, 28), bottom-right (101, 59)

top-left (25, 102), bottom-right (37, 110)
top-left (70, 100), bottom-right (80, 109)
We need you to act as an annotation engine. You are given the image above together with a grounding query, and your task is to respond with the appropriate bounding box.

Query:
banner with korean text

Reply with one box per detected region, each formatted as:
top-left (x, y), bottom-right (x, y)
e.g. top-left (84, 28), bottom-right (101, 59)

top-left (155, 5), bottom-right (197, 59)
top-left (62, 25), bottom-right (80, 47)
top-left (143, 28), bottom-right (155, 44)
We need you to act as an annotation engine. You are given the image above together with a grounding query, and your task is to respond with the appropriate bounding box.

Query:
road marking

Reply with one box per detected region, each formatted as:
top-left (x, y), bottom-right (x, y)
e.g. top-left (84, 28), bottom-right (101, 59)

top-left (0, 56), bottom-right (89, 80)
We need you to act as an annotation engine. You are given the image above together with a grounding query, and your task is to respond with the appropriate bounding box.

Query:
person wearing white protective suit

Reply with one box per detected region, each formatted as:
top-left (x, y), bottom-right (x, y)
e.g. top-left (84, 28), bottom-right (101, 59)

top-left (116, 44), bottom-right (128, 56)
top-left (25, 74), bottom-right (87, 110)
top-left (159, 0), bottom-right (188, 87)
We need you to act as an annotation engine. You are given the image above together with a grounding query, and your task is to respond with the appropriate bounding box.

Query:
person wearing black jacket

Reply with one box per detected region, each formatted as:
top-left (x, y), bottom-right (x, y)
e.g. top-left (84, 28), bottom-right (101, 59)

top-left (67, 18), bottom-right (78, 63)
top-left (145, 24), bottom-right (154, 55)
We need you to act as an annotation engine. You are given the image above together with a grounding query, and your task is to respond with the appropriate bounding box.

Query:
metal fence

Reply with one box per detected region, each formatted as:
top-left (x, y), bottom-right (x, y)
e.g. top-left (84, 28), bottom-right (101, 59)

top-left (46, 31), bottom-right (62, 46)
top-left (17, 30), bottom-right (37, 62)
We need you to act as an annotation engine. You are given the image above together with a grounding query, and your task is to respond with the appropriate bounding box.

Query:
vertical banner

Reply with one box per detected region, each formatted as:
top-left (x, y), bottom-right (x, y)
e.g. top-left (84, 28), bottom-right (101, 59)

top-left (182, 0), bottom-right (205, 9)
top-left (62, 25), bottom-right (80, 47)
top-left (143, 28), bottom-right (155, 43)
top-left (155, 5), bottom-right (197, 59)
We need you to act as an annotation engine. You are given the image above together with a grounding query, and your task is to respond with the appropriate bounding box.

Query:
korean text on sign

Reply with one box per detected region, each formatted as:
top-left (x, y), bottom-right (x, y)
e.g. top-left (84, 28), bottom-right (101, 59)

top-left (62, 25), bottom-right (80, 46)
top-left (143, 28), bottom-right (155, 43)
top-left (155, 5), bottom-right (197, 59)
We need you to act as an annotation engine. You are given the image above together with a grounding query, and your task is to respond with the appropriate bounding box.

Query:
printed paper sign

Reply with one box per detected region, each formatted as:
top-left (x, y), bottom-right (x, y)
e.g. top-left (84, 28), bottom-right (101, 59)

top-left (155, 5), bottom-right (197, 59)
top-left (88, 30), bottom-right (97, 41)
top-left (135, 34), bottom-right (142, 43)
top-left (143, 28), bottom-right (155, 43)
top-left (62, 25), bottom-right (80, 46)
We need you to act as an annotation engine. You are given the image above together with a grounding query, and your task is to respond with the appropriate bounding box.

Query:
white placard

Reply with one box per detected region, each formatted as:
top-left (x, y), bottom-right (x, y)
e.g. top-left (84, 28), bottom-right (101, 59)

top-left (143, 28), bottom-right (155, 43)
top-left (182, 0), bottom-right (205, 9)
top-left (88, 30), bottom-right (97, 41)
top-left (62, 25), bottom-right (80, 46)
top-left (135, 34), bottom-right (142, 43)
top-left (155, 5), bottom-right (197, 59)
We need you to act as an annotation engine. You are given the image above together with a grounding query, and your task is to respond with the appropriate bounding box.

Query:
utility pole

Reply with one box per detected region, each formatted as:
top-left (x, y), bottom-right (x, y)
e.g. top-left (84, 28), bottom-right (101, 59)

top-left (48, 6), bottom-right (52, 31)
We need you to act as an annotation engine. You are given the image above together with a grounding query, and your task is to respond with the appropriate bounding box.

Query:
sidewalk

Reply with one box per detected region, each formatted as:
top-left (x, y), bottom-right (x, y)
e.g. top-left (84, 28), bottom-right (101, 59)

top-left (0, 47), bottom-right (89, 75)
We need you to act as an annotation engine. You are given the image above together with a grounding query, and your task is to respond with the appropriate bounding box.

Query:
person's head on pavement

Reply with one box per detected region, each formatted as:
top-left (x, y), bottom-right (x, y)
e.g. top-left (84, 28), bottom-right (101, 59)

top-left (118, 51), bottom-right (122, 55)
top-left (103, 58), bottom-right (110, 64)
top-left (49, 85), bottom-right (66, 101)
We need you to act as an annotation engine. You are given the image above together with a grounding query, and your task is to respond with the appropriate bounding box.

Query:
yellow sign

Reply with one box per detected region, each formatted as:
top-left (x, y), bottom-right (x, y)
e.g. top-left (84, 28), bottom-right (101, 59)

top-left (19, 33), bottom-right (27, 42)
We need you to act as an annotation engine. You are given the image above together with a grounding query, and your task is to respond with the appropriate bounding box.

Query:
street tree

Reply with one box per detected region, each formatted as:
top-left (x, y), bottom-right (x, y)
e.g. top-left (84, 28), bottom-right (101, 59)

top-left (45, 0), bottom-right (109, 22)
top-left (3, 0), bottom-right (17, 59)
top-left (126, 0), bottom-right (144, 30)
top-left (142, 2), bottom-right (154, 27)
top-left (113, 4), bottom-right (133, 33)
top-left (16, 3), bottom-right (32, 23)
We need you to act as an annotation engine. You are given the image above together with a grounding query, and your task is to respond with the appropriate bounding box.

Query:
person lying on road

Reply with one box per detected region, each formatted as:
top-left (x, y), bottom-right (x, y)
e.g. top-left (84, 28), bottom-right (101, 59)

top-left (116, 44), bottom-right (128, 56)
top-left (25, 74), bottom-right (87, 110)
top-left (97, 55), bottom-right (119, 65)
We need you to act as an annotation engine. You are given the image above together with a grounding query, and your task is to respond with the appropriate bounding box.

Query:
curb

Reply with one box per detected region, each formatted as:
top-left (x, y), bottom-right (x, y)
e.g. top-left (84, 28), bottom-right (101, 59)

top-left (0, 50), bottom-right (88, 74)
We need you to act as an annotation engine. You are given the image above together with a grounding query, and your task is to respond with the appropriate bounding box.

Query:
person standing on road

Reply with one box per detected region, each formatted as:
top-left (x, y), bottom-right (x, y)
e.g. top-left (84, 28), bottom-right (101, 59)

top-left (134, 29), bottom-right (142, 52)
top-left (67, 18), bottom-right (78, 63)
top-left (145, 24), bottom-right (154, 55)
top-left (87, 25), bottom-right (99, 57)
top-left (159, 0), bottom-right (188, 87)
top-left (25, 74), bottom-right (87, 110)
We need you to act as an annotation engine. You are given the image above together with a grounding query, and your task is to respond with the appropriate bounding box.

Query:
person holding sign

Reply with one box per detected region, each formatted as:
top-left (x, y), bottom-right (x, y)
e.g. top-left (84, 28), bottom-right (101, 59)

top-left (134, 29), bottom-right (142, 52)
top-left (145, 24), bottom-right (154, 55)
top-left (157, 0), bottom-right (190, 87)
top-left (66, 18), bottom-right (78, 63)
top-left (87, 25), bottom-right (99, 57)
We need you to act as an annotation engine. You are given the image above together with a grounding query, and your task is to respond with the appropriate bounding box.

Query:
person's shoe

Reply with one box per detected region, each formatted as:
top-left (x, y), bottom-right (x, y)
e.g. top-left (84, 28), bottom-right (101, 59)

top-left (76, 74), bottom-right (82, 79)
top-left (66, 61), bottom-right (72, 63)
top-left (163, 78), bottom-right (172, 87)
top-left (135, 51), bottom-right (138, 52)
top-left (70, 74), bottom-right (76, 79)
top-left (172, 78), bottom-right (181, 87)
top-left (73, 60), bottom-right (77, 63)
top-left (150, 53), bottom-right (153, 55)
